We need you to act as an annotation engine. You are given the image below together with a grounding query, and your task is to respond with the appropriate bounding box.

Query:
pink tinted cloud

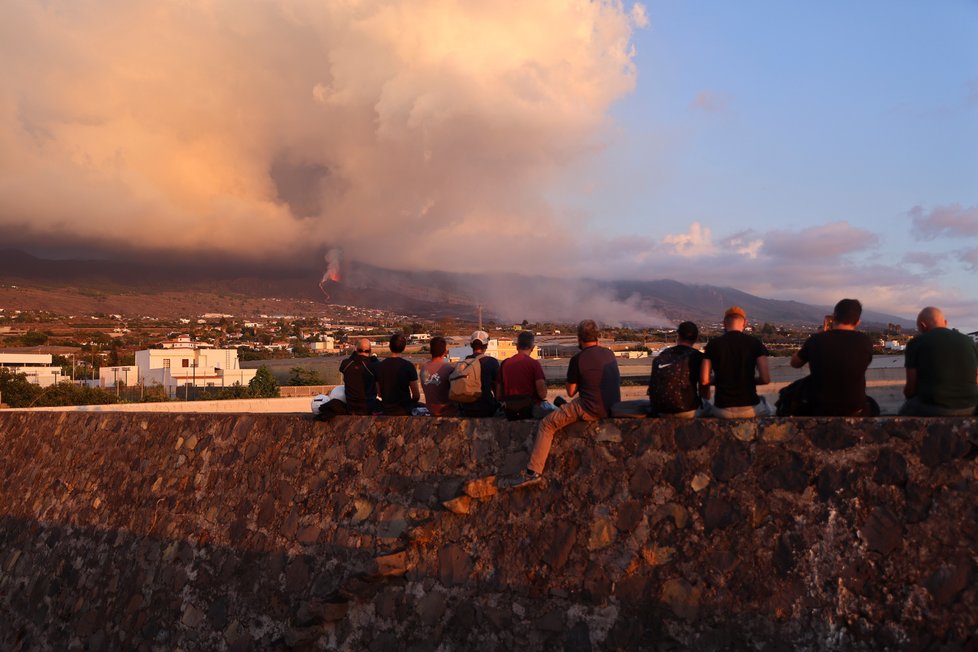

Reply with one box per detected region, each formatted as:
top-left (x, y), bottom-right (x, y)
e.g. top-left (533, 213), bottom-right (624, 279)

top-left (760, 222), bottom-right (879, 261)
top-left (901, 251), bottom-right (943, 270)
top-left (910, 204), bottom-right (978, 240)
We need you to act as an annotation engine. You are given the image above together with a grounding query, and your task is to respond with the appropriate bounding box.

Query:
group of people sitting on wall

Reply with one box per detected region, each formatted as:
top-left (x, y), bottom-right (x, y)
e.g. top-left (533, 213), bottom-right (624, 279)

top-left (317, 300), bottom-right (978, 488)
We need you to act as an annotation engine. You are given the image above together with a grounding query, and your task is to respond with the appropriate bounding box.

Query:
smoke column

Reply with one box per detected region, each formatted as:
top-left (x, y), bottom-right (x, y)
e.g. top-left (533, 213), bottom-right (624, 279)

top-left (0, 1), bottom-right (645, 278)
top-left (319, 248), bottom-right (342, 302)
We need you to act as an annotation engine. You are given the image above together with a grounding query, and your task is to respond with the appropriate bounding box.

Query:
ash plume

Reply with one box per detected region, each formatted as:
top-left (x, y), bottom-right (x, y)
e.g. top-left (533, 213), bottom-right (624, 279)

top-left (0, 1), bottom-right (645, 281)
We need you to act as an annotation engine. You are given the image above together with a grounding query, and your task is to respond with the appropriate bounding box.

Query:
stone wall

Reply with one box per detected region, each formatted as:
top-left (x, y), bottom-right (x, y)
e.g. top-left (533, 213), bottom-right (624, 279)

top-left (0, 412), bottom-right (975, 651)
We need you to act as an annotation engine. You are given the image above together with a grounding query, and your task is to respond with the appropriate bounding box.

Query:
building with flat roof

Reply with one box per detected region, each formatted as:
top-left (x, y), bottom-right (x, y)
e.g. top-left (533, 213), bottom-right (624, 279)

top-left (0, 353), bottom-right (64, 387)
top-left (135, 347), bottom-right (256, 397)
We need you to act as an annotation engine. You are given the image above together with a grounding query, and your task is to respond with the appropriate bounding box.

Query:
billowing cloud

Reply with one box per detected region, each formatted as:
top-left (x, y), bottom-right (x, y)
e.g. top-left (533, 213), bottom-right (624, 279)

top-left (0, 0), bottom-right (641, 270)
top-left (719, 231), bottom-right (763, 259)
top-left (761, 222), bottom-right (879, 261)
top-left (910, 204), bottom-right (978, 240)
top-left (662, 222), bottom-right (716, 257)
top-left (631, 3), bottom-right (650, 29)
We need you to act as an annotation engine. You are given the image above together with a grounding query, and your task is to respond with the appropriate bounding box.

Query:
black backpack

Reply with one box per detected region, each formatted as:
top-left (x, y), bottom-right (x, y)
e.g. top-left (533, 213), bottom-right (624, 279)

top-left (649, 347), bottom-right (698, 414)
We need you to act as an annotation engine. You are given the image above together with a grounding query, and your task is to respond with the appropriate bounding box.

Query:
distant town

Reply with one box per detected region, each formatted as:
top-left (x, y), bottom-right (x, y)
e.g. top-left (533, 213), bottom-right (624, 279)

top-left (5, 298), bottom-right (972, 410)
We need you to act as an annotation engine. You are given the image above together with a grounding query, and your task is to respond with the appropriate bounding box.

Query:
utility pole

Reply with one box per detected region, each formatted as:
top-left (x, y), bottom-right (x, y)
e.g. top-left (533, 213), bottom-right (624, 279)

top-left (477, 305), bottom-right (483, 331)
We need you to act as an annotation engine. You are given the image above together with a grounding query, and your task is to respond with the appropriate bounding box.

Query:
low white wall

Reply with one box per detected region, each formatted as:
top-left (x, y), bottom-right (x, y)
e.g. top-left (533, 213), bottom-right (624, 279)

top-left (8, 396), bottom-right (315, 414)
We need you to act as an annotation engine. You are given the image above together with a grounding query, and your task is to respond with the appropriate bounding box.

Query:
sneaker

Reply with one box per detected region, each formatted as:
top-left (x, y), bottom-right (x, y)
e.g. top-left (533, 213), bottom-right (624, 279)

top-left (499, 469), bottom-right (544, 490)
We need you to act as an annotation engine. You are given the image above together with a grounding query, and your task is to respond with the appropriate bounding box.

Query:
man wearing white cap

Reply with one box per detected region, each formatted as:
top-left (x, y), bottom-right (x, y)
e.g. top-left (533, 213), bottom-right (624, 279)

top-left (459, 330), bottom-right (501, 417)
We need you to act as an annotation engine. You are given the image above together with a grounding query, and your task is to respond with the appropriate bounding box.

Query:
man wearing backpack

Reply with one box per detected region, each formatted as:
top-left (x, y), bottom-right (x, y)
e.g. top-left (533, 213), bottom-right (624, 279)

top-left (453, 330), bottom-right (500, 417)
top-left (649, 321), bottom-right (706, 418)
top-left (502, 319), bottom-right (620, 489)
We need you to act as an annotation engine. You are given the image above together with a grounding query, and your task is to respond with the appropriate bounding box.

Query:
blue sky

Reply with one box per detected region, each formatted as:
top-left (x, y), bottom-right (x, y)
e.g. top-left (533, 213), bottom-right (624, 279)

top-left (561, 1), bottom-right (978, 328)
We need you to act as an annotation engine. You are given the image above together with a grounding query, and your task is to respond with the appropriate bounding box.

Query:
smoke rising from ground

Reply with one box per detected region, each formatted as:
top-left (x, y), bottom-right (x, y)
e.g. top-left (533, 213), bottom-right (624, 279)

top-left (0, 1), bottom-right (641, 270)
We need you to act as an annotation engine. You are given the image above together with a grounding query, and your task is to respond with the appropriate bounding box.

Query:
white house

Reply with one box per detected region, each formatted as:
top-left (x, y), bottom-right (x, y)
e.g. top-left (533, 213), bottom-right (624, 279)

top-left (160, 335), bottom-right (212, 349)
top-left (0, 353), bottom-right (64, 387)
top-left (447, 339), bottom-right (534, 363)
top-left (135, 347), bottom-right (256, 397)
top-left (309, 336), bottom-right (336, 353)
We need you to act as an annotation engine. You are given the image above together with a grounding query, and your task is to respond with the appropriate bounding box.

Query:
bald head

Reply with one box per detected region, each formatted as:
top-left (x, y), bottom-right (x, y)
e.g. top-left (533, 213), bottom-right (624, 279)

top-left (355, 338), bottom-right (372, 354)
top-left (916, 307), bottom-right (947, 333)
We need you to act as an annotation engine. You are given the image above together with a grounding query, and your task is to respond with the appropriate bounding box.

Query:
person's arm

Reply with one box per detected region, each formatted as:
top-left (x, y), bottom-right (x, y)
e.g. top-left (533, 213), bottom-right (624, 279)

top-left (700, 358), bottom-right (712, 388)
top-left (693, 357), bottom-right (711, 401)
top-left (792, 337), bottom-right (811, 370)
top-left (535, 378), bottom-right (548, 401)
top-left (566, 355), bottom-right (580, 397)
top-left (903, 368), bottom-right (917, 399)
top-left (495, 359), bottom-right (505, 399)
top-left (409, 380), bottom-right (421, 402)
top-left (755, 356), bottom-right (771, 385)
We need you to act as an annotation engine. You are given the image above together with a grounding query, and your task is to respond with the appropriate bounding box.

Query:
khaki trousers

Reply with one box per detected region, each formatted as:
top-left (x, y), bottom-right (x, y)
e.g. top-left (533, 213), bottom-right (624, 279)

top-left (527, 399), bottom-right (597, 474)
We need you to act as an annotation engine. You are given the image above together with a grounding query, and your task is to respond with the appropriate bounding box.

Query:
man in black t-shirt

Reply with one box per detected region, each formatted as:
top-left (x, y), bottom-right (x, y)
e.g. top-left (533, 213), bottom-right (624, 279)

top-left (502, 319), bottom-right (620, 488)
top-left (377, 333), bottom-right (420, 416)
top-left (701, 306), bottom-right (772, 417)
top-left (899, 306), bottom-right (978, 416)
top-left (790, 298), bottom-right (875, 416)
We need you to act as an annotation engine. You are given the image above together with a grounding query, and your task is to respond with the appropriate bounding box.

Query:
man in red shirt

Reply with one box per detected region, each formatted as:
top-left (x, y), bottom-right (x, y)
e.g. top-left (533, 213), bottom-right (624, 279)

top-left (497, 331), bottom-right (549, 420)
top-left (501, 320), bottom-right (620, 489)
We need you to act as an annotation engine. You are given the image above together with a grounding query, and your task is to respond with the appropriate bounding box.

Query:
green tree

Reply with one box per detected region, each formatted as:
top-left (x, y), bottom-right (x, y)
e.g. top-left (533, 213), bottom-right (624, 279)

top-left (20, 330), bottom-right (49, 346)
top-left (0, 369), bottom-right (40, 407)
top-left (288, 367), bottom-right (324, 386)
top-left (249, 366), bottom-right (280, 398)
top-left (142, 384), bottom-right (170, 403)
top-left (217, 384), bottom-right (252, 399)
top-left (32, 383), bottom-right (118, 407)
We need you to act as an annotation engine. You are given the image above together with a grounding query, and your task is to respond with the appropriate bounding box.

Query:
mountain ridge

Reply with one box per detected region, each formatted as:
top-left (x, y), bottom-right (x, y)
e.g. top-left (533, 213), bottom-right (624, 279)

top-left (0, 249), bottom-right (914, 328)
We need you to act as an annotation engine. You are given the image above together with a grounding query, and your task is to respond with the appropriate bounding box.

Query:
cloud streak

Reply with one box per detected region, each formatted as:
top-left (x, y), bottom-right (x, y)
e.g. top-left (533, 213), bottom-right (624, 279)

top-left (910, 204), bottom-right (978, 240)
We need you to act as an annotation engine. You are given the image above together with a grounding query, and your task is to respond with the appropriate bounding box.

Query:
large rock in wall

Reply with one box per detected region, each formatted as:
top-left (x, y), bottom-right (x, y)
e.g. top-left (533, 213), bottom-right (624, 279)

top-left (0, 412), bottom-right (976, 651)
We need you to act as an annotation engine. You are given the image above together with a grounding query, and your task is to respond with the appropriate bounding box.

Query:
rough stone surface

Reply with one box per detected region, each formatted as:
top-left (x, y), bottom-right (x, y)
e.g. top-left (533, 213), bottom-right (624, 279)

top-left (0, 412), bottom-right (976, 650)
